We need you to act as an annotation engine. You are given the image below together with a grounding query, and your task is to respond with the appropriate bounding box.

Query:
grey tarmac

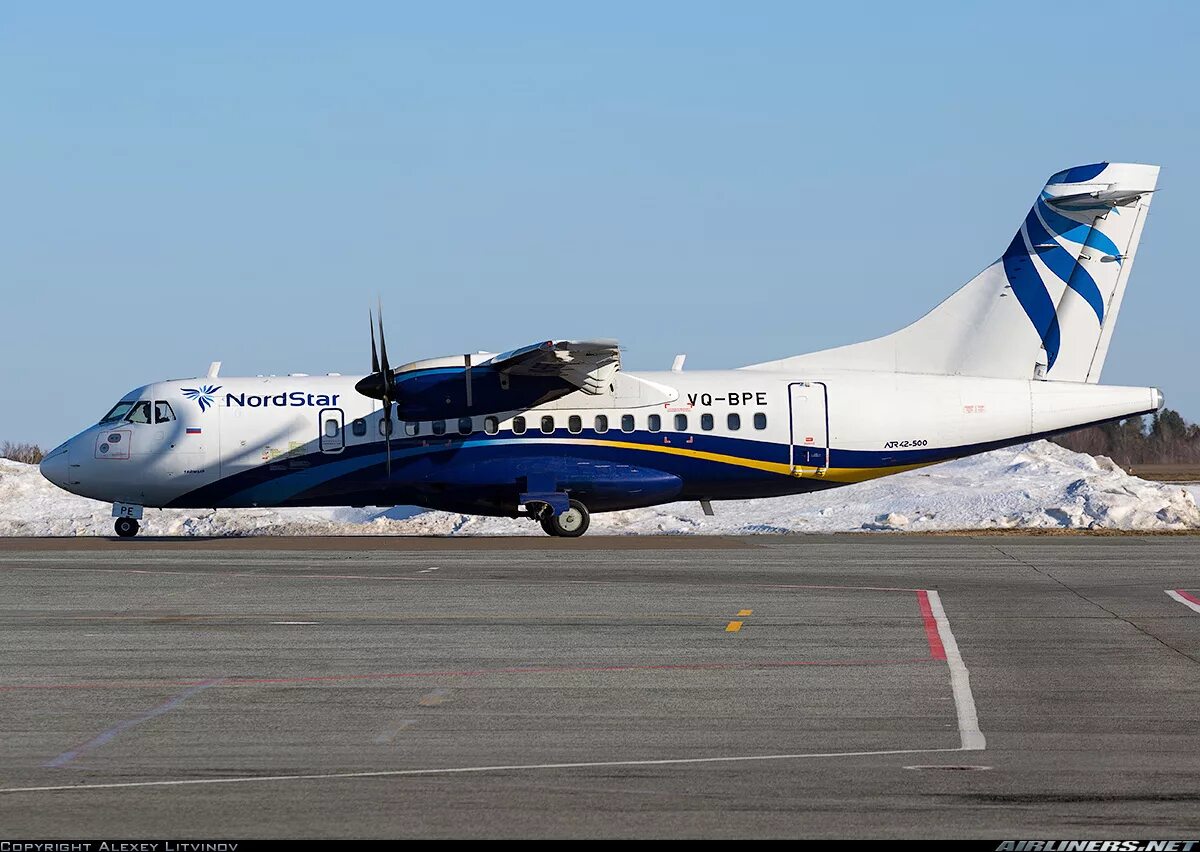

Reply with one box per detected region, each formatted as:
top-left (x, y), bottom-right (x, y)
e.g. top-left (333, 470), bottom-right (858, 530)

top-left (0, 534), bottom-right (1198, 838)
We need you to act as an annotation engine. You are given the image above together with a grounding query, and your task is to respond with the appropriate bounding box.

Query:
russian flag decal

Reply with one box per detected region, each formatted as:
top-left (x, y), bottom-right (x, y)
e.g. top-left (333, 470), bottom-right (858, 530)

top-left (186, 427), bottom-right (202, 435)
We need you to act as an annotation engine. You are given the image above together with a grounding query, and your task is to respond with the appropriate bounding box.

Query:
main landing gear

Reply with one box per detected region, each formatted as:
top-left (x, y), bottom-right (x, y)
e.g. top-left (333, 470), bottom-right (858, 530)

top-left (114, 517), bottom-right (140, 538)
top-left (537, 499), bottom-right (590, 538)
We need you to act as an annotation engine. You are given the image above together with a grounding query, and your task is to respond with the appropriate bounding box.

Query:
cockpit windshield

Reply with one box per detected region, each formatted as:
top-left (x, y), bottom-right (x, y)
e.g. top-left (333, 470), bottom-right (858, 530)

top-left (125, 401), bottom-right (153, 424)
top-left (99, 400), bottom-right (137, 424)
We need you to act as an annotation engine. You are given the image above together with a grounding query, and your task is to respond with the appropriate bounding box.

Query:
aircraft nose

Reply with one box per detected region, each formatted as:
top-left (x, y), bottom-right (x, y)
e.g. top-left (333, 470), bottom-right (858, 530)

top-left (39, 446), bottom-right (70, 489)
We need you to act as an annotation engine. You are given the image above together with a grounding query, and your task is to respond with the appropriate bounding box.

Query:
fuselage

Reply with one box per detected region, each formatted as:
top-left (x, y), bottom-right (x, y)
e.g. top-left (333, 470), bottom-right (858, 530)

top-left (39, 368), bottom-right (1163, 517)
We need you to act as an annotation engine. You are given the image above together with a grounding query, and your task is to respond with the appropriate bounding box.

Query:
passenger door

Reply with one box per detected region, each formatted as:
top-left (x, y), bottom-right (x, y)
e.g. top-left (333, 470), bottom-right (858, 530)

top-left (788, 382), bottom-right (829, 475)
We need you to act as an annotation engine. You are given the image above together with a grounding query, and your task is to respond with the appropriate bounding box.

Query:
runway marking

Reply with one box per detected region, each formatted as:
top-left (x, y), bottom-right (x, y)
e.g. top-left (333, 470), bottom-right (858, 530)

top-left (725, 621), bottom-right (743, 632)
top-left (737, 609), bottom-right (753, 617)
top-left (0, 746), bottom-right (976, 795)
top-left (43, 678), bottom-right (223, 769)
top-left (1166, 589), bottom-right (1200, 614)
top-left (0, 658), bottom-right (936, 692)
top-left (270, 621), bottom-right (319, 625)
top-left (916, 590), bottom-right (946, 661)
top-left (924, 590), bottom-right (985, 751)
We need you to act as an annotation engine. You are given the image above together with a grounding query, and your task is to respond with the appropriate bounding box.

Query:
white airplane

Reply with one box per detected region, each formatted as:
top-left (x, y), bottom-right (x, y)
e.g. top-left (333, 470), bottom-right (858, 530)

top-left (41, 162), bottom-right (1164, 538)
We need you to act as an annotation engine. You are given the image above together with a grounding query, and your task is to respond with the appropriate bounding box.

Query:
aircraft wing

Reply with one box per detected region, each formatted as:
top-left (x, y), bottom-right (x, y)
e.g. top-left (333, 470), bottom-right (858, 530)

top-left (485, 339), bottom-right (621, 395)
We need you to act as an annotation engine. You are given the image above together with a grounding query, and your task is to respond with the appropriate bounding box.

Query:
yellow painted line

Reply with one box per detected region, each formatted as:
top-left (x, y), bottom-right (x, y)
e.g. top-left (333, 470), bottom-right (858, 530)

top-left (737, 609), bottom-right (753, 617)
top-left (725, 621), bottom-right (743, 632)
top-left (514, 437), bottom-right (938, 481)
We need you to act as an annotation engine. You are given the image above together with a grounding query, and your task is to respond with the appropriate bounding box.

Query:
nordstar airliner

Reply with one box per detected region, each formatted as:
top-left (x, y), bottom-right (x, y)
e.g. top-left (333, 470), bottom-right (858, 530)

top-left (41, 162), bottom-right (1164, 537)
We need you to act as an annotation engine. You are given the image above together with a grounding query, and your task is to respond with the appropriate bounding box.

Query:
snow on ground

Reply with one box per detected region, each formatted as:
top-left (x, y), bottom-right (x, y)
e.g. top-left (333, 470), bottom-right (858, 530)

top-left (2, 440), bottom-right (1198, 537)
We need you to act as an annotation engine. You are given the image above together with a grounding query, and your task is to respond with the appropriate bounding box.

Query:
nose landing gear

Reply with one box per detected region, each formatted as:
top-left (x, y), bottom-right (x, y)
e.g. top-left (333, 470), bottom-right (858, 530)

top-left (114, 517), bottom-right (140, 538)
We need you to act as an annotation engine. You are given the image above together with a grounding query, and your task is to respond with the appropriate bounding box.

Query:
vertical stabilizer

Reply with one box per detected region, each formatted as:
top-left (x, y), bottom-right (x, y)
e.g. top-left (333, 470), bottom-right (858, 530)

top-left (745, 162), bottom-right (1159, 381)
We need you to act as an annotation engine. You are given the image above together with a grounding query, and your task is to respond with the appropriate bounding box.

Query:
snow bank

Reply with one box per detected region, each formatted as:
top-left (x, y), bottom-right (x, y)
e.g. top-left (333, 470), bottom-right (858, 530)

top-left (2, 440), bottom-right (1198, 537)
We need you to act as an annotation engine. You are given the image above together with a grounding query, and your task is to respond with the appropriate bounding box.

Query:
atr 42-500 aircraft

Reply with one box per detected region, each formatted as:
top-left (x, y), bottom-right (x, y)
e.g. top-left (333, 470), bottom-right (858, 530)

top-left (41, 162), bottom-right (1164, 537)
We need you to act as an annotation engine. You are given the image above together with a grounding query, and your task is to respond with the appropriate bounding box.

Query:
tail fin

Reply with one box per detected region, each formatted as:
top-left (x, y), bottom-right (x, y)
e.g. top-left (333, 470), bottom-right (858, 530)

top-left (747, 162), bottom-right (1159, 381)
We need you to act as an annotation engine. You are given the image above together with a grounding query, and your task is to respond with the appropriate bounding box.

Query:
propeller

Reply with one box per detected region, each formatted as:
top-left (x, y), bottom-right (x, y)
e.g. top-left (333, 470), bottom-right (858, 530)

top-left (355, 301), bottom-right (396, 477)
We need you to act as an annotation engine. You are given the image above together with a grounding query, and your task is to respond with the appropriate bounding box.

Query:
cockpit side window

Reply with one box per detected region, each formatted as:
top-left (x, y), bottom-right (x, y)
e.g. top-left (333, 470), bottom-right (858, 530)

top-left (125, 401), bottom-right (152, 424)
top-left (100, 401), bottom-right (136, 424)
top-left (154, 401), bottom-right (176, 423)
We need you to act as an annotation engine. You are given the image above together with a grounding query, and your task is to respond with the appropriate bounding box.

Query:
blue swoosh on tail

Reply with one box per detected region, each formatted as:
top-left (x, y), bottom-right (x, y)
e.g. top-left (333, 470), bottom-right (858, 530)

top-left (1036, 195), bottom-right (1123, 262)
top-left (1025, 207), bottom-right (1104, 323)
top-left (1002, 231), bottom-right (1061, 370)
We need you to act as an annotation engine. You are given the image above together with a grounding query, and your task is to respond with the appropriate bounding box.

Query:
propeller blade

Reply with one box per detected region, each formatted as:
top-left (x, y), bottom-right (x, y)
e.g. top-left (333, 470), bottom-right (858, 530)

top-left (383, 400), bottom-right (393, 477)
top-left (369, 310), bottom-right (380, 374)
top-left (377, 298), bottom-right (391, 380)
top-left (464, 353), bottom-right (473, 409)
top-left (378, 298), bottom-right (393, 478)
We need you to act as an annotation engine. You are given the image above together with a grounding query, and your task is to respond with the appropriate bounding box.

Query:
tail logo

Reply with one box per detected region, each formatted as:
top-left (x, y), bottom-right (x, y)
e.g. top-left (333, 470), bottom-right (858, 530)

top-left (1002, 193), bottom-right (1122, 370)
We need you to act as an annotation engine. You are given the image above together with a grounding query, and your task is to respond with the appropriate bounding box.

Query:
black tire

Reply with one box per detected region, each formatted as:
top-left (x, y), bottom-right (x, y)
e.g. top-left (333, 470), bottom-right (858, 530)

top-left (545, 500), bottom-right (590, 538)
top-left (539, 514), bottom-right (559, 536)
top-left (114, 517), bottom-right (139, 538)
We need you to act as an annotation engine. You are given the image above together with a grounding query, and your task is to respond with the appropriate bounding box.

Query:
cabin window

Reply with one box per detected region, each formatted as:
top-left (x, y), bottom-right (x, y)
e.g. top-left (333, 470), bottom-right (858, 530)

top-left (458, 417), bottom-right (473, 435)
top-left (100, 400), bottom-right (137, 424)
top-left (484, 416), bottom-right (499, 435)
top-left (154, 401), bottom-right (176, 423)
top-left (125, 401), bottom-right (152, 425)
top-left (621, 414), bottom-right (635, 433)
top-left (727, 413), bottom-right (741, 431)
top-left (404, 421), bottom-right (419, 437)
top-left (568, 415), bottom-right (582, 434)
top-left (379, 418), bottom-right (393, 437)
top-left (647, 414), bottom-right (661, 432)
top-left (351, 418), bottom-right (367, 437)
top-left (701, 413), bottom-right (714, 431)
top-left (324, 418), bottom-right (340, 438)
top-left (594, 414), bottom-right (609, 433)
top-left (432, 420), bottom-right (446, 436)
top-left (512, 416), bottom-right (526, 435)
top-left (540, 415), bottom-right (555, 434)
top-left (674, 413), bottom-right (688, 431)
top-left (754, 412), bottom-right (768, 430)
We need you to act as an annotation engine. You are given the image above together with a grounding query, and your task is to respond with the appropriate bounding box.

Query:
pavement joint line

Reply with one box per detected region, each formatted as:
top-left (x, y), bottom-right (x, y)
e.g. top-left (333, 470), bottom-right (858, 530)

top-left (0, 747), bottom-right (974, 795)
top-left (989, 545), bottom-right (1200, 667)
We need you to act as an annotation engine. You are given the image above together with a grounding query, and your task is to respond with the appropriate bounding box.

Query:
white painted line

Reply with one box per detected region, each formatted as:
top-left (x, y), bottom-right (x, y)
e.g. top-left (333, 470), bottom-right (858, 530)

top-left (1166, 590), bottom-right (1200, 615)
top-left (44, 679), bottom-right (223, 768)
top-left (270, 621), bottom-right (320, 625)
top-left (924, 590), bottom-right (986, 751)
top-left (0, 746), bottom-right (970, 795)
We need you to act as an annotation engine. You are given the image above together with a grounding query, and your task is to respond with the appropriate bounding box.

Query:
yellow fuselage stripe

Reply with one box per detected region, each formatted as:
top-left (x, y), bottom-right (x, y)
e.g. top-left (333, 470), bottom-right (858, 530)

top-left (528, 437), bottom-right (935, 484)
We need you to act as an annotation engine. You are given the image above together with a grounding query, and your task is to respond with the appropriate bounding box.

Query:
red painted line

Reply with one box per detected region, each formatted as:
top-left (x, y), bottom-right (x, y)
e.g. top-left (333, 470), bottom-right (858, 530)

top-left (916, 590), bottom-right (946, 661)
top-left (0, 657), bottom-right (936, 692)
top-left (1175, 589), bottom-right (1200, 607)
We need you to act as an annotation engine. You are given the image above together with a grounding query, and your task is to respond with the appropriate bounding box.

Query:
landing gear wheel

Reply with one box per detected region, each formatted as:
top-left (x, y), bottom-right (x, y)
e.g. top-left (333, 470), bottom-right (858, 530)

top-left (114, 517), bottom-right (139, 538)
top-left (542, 500), bottom-right (590, 538)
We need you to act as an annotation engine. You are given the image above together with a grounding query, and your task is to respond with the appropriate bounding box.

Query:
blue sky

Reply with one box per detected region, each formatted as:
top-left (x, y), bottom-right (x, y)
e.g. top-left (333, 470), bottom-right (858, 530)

top-left (3, 2), bottom-right (1197, 446)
